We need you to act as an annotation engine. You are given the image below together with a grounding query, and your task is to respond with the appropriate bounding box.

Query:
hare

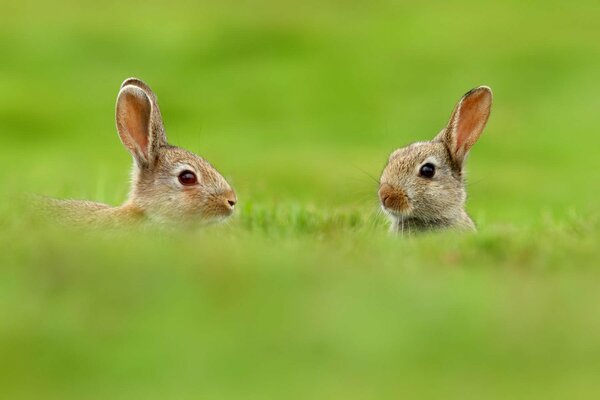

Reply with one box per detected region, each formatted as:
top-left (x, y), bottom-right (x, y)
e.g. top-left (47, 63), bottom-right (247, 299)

top-left (378, 86), bottom-right (492, 233)
top-left (46, 78), bottom-right (237, 227)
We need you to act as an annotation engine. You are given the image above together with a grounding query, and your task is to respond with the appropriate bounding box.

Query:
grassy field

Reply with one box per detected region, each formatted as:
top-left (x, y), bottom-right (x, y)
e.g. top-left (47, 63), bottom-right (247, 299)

top-left (1, 0), bottom-right (599, 398)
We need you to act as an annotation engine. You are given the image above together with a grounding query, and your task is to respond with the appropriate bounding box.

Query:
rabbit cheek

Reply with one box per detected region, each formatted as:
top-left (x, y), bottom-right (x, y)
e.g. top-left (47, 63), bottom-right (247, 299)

top-left (179, 187), bottom-right (208, 215)
top-left (418, 179), bottom-right (464, 218)
top-left (179, 187), bottom-right (233, 220)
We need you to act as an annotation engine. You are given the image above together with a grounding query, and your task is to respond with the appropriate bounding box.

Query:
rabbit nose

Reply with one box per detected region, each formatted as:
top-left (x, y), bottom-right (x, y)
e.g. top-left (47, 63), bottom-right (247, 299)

top-left (379, 183), bottom-right (409, 212)
top-left (224, 190), bottom-right (237, 209)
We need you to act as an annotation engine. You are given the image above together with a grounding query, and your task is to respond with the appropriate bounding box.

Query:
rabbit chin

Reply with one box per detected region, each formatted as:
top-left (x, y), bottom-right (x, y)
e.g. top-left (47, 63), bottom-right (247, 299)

top-left (381, 206), bottom-right (419, 231)
top-left (142, 205), bottom-right (233, 226)
top-left (381, 204), bottom-right (414, 219)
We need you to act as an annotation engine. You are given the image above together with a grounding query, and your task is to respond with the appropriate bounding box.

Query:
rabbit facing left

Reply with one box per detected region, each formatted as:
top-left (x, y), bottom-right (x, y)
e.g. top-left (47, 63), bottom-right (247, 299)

top-left (45, 78), bottom-right (237, 227)
top-left (378, 86), bottom-right (492, 233)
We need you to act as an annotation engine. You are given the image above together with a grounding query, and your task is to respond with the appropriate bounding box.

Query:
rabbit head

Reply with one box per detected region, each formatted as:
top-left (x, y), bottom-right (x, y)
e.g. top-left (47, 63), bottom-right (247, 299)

top-left (378, 86), bottom-right (492, 232)
top-left (116, 78), bottom-right (236, 224)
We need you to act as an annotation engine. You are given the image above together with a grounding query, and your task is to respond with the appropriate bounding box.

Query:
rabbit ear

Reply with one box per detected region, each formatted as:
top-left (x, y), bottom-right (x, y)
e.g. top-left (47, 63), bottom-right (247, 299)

top-left (121, 78), bottom-right (158, 103)
top-left (115, 80), bottom-right (167, 167)
top-left (437, 86), bottom-right (492, 168)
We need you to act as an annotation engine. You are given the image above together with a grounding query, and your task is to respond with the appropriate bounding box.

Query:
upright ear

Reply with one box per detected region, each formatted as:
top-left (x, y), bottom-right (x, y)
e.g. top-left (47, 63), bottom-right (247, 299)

top-left (436, 86), bottom-right (492, 168)
top-left (115, 78), bottom-right (167, 167)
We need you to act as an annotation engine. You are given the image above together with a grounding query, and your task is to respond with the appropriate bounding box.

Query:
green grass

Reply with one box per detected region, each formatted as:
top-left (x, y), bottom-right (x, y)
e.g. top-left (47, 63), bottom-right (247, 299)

top-left (1, 0), bottom-right (600, 398)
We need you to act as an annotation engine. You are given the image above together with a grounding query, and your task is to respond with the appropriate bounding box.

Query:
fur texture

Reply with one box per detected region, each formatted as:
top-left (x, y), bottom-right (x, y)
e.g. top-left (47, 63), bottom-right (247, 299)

top-left (379, 86), bottom-right (492, 233)
top-left (47, 78), bottom-right (236, 227)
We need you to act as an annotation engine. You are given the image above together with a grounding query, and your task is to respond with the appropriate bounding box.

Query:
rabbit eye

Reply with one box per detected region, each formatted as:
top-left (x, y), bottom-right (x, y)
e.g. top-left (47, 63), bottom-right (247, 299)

top-left (178, 170), bottom-right (198, 186)
top-left (419, 163), bottom-right (436, 179)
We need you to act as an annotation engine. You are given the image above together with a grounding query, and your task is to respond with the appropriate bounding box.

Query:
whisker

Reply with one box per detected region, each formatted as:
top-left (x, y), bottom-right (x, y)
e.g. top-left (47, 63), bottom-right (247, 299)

top-left (350, 164), bottom-right (380, 185)
top-left (400, 215), bottom-right (404, 237)
top-left (467, 177), bottom-right (486, 185)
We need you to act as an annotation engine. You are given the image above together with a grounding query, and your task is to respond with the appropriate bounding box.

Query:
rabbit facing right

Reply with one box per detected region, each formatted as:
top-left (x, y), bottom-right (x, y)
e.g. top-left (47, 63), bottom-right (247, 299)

top-left (44, 78), bottom-right (237, 227)
top-left (378, 86), bottom-right (492, 233)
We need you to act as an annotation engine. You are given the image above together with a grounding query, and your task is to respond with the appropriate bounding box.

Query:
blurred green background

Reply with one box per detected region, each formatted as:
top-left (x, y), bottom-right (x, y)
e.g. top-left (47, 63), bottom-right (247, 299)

top-left (1, 0), bottom-right (599, 398)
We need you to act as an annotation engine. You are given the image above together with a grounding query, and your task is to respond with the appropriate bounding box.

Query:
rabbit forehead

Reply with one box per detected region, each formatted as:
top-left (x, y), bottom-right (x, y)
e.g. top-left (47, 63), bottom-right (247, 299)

top-left (156, 146), bottom-right (211, 173)
top-left (387, 141), bottom-right (449, 172)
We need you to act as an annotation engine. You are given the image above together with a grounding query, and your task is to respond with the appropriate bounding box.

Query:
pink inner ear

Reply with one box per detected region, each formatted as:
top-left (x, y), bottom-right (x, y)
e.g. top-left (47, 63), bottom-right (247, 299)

top-left (121, 91), bottom-right (150, 156)
top-left (455, 90), bottom-right (491, 154)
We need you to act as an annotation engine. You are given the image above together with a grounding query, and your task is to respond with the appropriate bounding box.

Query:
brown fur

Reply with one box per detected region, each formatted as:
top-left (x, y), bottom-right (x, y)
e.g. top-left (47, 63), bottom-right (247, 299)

top-left (46, 78), bottom-right (236, 227)
top-left (379, 86), bottom-right (492, 234)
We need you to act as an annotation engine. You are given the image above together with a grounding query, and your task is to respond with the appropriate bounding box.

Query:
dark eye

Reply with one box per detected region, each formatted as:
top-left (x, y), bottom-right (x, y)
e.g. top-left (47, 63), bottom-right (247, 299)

top-left (178, 170), bottom-right (198, 186)
top-left (419, 163), bottom-right (436, 178)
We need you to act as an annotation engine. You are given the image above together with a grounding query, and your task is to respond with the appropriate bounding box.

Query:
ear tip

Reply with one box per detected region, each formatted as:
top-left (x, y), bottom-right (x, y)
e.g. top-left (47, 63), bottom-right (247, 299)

top-left (465, 85), bottom-right (492, 93)
top-left (473, 85), bottom-right (493, 97)
top-left (478, 85), bottom-right (493, 95)
top-left (118, 84), bottom-right (147, 98)
top-left (120, 77), bottom-right (147, 90)
top-left (117, 85), bottom-right (151, 109)
top-left (462, 86), bottom-right (493, 106)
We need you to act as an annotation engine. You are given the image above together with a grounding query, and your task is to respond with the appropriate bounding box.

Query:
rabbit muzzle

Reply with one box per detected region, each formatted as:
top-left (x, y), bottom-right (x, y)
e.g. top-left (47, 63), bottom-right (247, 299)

top-left (379, 183), bottom-right (411, 215)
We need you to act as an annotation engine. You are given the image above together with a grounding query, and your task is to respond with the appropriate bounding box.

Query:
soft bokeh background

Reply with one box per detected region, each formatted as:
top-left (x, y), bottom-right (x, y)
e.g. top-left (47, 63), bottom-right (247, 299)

top-left (1, 0), bottom-right (599, 398)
